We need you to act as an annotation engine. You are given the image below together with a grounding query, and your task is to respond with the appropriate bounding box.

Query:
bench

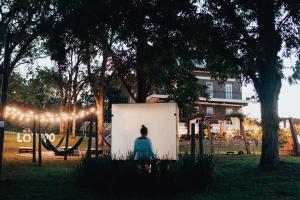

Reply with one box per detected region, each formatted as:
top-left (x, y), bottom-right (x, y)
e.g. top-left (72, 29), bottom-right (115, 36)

top-left (90, 149), bottom-right (111, 155)
top-left (55, 147), bottom-right (80, 156)
top-left (226, 151), bottom-right (245, 156)
top-left (55, 150), bottom-right (79, 156)
top-left (19, 147), bottom-right (33, 153)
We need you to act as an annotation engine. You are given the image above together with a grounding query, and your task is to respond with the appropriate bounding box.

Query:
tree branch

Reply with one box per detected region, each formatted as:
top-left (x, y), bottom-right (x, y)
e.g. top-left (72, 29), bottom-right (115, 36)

top-left (216, 0), bottom-right (258, 60)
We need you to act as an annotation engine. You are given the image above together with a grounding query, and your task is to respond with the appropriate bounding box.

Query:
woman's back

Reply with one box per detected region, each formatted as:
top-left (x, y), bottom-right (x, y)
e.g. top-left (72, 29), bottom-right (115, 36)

top-left (133, 137), bottom-right (156, 160)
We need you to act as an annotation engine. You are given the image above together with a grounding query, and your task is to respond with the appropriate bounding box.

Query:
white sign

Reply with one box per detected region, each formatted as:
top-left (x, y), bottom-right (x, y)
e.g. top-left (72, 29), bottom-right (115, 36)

top-left (17, 133), bottom-right (56, 143)
top-left (111, 103), bottom-right (179, 160)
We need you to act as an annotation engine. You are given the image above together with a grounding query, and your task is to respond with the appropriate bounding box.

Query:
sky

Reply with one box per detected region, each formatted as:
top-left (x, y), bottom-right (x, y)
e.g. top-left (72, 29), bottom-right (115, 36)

top-left (243, 55), bottom-right (300, 119)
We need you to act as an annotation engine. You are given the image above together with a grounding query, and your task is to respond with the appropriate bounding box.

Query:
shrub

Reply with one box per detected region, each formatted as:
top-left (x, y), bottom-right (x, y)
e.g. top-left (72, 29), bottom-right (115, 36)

top-left (76, 154), bottom-right (216, 195)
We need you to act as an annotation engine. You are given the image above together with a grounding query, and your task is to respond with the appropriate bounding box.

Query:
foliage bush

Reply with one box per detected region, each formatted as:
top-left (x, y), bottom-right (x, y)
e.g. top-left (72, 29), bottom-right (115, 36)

top-left (77, 154), bottom-right (216, 195)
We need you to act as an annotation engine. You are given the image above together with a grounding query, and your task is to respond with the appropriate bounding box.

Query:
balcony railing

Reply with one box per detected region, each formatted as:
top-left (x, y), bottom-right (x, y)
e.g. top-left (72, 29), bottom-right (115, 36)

top-left (205, 90), bottom-right (256, 101)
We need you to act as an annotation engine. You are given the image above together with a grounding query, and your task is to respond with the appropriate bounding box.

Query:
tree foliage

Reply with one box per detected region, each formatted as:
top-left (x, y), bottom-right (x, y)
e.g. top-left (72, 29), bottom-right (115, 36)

top-left (7, 68), bottom-right (61, 108)
top-left (0, 0), bottom-right (57, 72)
top-left (190, 0), bottom-right (300, 169)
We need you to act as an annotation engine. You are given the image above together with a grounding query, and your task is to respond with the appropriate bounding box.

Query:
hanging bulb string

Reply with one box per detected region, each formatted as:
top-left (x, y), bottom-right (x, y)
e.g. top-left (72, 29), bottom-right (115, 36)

top-left (4, 105), bottom-right (97, 123)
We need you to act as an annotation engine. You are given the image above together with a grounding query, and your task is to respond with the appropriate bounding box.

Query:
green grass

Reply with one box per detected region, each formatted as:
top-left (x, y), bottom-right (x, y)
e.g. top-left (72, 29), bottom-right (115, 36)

top-left (1, 132), bottom-right (300, 199)
top-left (1, 156), bottom-right (300, 200)
top-left (179, 143), bottom-right (261, 155)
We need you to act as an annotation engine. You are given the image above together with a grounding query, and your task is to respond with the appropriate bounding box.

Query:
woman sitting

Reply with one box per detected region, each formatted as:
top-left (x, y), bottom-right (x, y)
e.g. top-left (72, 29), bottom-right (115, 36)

top-left (133, 125), bottom-right (157, 160)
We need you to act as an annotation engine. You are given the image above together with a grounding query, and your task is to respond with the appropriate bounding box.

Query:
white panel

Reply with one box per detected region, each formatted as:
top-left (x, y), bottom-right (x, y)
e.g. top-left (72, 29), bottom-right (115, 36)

top-left (112, 103), bottom-right (178, 160)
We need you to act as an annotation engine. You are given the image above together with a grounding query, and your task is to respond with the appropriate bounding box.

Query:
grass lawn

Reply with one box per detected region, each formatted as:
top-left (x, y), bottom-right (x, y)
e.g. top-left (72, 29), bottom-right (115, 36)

top-left (1, 132), bottom-right (300, 200)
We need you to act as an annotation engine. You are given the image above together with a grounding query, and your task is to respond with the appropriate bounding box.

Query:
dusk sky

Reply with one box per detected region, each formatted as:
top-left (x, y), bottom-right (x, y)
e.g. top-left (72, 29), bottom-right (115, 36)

top-left (243, 54), bottom-right (300, 119)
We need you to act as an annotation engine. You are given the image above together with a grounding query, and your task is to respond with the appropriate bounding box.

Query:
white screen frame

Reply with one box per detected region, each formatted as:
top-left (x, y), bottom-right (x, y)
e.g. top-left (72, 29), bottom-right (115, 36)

top-left (111, 103), bottom-right (179, 160)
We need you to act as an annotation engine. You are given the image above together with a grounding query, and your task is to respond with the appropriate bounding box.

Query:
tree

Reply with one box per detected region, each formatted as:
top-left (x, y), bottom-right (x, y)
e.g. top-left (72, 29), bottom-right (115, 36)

top-left (8, 71), bottom-right (28, 104)
top-left (164, 61), bottom-right (208, 134)
top-left (26, 68), bottom-right (62, 109)
top-left (0, 0), bottom-right (57, 72)
top-left (45, 0), bottom-right (201, 147)
top-left (44, 0), bottom-right (114, 144)
top-left (0, 0), bottom-right (57, 175)
top-left (108, 0), bottom-right (200, 103)
top-left (103, 75), bottom-right (129, 123)
top-left (45, 24), bottom-right (87, 137)
top-left (192, 0), bottom-right (300, 169)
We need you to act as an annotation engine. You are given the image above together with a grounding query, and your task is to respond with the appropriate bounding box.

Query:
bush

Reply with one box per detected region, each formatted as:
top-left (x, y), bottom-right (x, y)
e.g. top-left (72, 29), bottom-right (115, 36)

top-left (76, 154), bottom-right (216, 195)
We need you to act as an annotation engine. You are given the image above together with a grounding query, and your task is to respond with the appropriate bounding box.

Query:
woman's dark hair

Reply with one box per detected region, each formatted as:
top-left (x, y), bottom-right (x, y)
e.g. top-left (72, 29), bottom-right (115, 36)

top-left (140, 125), bottom-right (148, 136)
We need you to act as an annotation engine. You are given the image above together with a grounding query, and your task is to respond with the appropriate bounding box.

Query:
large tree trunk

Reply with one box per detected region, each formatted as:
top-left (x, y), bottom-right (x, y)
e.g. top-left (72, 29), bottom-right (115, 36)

top-left (71, 61), bottom-right (79, 138)
top-left (259, 88), bottom-right (280, 169)
top-left (71, 103), bottom-right (77, 138)
top-left (255, 0), bottom-right (282, 170)
top-left (95, 95), bottom-right (104, 147)
top-left (64, 76), bottom-right (73, 161)
top-left (60, 122), bottom-right (66, 135)
top-left (87, 51), bottom-right (108, 148)
top-left (58, 66), bottom-right (66, 135)
top-left (0, 32), bottom-right (11, 176)
top-left (136, 68), bottom-right (148, 103)
top-left (59, 99), bottom-right (66, 135)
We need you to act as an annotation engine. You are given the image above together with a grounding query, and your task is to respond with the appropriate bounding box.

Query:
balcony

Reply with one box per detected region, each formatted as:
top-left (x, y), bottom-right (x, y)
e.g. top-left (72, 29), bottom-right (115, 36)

top-left (199, 90), bottom-right (257, 106)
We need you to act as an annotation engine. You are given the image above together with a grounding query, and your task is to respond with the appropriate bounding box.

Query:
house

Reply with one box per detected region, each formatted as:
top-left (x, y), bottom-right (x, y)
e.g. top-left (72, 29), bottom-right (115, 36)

top-left (146, 69), bottom-right (253, 135)
top-left (191, 70), bottom-right (250, 134)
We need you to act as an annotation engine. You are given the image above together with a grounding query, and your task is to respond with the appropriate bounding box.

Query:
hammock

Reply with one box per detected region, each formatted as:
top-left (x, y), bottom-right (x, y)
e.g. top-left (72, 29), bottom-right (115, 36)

top-left (41, 133), bottom-right (85, 156)
top-left (41, 135), bottom-right (65, 151)
top-left (102, 134), bottom-right (111, 147)
top-left (55, 136), bottom-right (65, 148)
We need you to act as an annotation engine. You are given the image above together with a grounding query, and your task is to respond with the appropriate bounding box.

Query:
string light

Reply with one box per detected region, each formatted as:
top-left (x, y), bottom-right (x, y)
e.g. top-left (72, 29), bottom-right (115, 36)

top-left (4, 105), bottom-right (97, 123)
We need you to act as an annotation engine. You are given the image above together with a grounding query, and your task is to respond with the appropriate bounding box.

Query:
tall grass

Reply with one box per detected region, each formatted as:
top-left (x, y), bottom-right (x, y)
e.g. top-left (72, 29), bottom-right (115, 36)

top-left (77, 154), bottom-right (216, 195)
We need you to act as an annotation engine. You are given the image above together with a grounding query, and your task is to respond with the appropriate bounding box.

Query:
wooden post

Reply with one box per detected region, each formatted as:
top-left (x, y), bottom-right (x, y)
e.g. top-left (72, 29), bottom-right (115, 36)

top-left (95, 116), bottom-right (99, 158)
top-left (218, 121), bottom-right (222, 155)
top-left (198, 121), bottom-right (204, 158)
top-left (208, 121), bottom-right (214, 154)
top-left (64, 122), bottom-right (70, 160)
top-left (38, 122), bottom-right (42, 166)
top-left (288, 118), bottom-right (300, 156)
top-left (87, 116), bottom-right (93, 159)
top-left (240, 118), bottom-right (251, 154)
top-left (32, 120), bottom-right (36, 163)
top-left (191, 123), bottom-right (195, 159)
top-left (0, 31), bottom-right (11, 176)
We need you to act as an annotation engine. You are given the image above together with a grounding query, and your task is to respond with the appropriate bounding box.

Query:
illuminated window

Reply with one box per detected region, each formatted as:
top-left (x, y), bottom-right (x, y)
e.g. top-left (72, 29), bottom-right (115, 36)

top-left (206, 107), bottom-right (214, 115)
top-left (226, 108), bottom-right (233, 115)
top-left (206, 82), bottom-right (213, 98)
top-left (225, 84), bottom-right (232, 99)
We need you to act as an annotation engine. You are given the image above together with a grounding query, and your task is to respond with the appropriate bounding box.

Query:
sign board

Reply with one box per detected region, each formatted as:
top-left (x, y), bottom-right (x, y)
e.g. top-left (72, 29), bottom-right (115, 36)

top-left (16, 133), bottom-right (56, 143)
top-left (111, 103), bottom-right (179, 160)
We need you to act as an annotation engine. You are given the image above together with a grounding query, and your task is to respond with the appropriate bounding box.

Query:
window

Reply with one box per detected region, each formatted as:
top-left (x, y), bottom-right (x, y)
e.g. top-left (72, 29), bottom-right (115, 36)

top-left (225, 84), bottom-right (232, 99)
top-left (206, 107), bottom-right (214, 115)
top-left (226, 120), bottom-right (233, 125)
top-left (206, 82), bottom-right (213, 98)
top-left (226, 108), bottom-right (233, 115)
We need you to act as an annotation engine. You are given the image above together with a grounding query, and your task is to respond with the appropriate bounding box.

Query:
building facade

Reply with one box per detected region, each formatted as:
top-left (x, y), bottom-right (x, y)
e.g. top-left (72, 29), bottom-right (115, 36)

top-left (192, 70), bottom-right (249, 134)
top-left (147, 69), bottom-right (252, 135)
